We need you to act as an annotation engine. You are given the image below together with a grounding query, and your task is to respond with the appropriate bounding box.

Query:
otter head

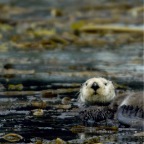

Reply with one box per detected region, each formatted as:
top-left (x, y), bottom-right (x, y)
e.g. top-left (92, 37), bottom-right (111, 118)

top-left (79, 77), bottom-right (115, 106)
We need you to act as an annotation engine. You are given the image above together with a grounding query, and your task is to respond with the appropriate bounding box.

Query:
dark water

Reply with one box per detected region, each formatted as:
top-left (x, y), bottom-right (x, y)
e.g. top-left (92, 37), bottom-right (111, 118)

top-left (0, 0), bottom-right (143, 143)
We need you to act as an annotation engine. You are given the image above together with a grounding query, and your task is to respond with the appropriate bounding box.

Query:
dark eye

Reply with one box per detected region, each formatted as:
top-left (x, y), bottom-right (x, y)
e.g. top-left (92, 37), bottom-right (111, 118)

top-left (104, 83), bottom-right (107, 86)
top-left (85, 83), bottom-right (88, 86)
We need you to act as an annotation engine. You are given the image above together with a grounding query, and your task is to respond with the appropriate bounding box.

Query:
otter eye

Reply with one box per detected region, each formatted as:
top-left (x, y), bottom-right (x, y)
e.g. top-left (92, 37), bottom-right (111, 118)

top-left (81, 84), bottom-right (83, 86)
top-left (104, 83), bottom-right (107, 86)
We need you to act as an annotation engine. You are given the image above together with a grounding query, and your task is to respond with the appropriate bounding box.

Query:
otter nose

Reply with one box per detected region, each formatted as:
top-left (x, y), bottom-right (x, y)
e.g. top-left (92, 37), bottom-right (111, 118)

top-left (91, 82), bottom-right (99, 91)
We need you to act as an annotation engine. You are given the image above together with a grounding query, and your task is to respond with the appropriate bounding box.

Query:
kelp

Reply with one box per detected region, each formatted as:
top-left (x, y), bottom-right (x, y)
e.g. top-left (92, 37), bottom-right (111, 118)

top-left (2, 133), bottom-right (23, 142)
top-left (79, 24), bottom-right (144, 34)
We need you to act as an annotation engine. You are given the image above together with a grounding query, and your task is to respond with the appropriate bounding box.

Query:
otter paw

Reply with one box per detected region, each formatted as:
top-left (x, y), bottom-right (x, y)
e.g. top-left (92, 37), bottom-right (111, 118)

top-left (79, 106), bottom-right (114, 125)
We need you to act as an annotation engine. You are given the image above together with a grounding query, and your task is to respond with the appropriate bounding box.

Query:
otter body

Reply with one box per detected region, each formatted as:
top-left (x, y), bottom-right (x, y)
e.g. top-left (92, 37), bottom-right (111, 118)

top-left (78, 77), bottom-right (144, 129)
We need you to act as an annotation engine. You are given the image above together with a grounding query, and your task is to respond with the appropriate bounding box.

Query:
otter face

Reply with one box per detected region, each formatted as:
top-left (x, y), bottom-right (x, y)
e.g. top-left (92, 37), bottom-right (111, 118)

top-left (79, 77), bottom-right (115, 105)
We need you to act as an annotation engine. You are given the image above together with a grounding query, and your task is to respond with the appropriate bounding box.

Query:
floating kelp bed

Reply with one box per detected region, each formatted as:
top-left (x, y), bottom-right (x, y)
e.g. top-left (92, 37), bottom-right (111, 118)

top-left (0, 0), bottom-right (144, 143)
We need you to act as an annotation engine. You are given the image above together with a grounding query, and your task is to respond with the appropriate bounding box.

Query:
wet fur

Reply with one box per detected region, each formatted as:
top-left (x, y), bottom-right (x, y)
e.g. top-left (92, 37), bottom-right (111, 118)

top-left (110, 92), bottom-right (144, 129)
top-left (79, 106), bottom-right (115, 126)
top-left (117, 105), bottom-right (144, 129)
top-left (117, 92), bottom-right (144, 129)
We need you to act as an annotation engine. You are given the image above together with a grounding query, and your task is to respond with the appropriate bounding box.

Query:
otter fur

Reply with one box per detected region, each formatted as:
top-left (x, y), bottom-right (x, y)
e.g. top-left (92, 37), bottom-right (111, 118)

top-left (78, 77), bottom-right (144, 129)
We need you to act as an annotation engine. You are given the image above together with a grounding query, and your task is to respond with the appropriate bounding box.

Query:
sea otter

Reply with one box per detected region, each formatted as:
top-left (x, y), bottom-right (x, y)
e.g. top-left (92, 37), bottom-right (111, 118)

top-left (78, 77), bottom-right (144, 129)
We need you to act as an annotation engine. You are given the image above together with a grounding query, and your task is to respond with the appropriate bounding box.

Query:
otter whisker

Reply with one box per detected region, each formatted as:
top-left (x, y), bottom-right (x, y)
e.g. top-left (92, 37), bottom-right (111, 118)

top-left (75, 91), bottom-right (80, 97)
